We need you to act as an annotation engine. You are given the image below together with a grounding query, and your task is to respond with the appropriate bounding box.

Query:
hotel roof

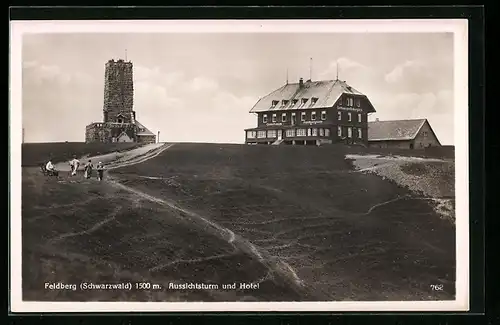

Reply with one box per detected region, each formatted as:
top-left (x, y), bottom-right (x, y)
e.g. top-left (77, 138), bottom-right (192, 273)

top-left (250, 79), bottom-right (376, 113)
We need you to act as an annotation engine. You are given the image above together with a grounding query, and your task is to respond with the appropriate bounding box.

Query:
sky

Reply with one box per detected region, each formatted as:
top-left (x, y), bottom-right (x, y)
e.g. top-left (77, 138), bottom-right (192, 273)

top-left (21, 32), bottom-right (455, 144)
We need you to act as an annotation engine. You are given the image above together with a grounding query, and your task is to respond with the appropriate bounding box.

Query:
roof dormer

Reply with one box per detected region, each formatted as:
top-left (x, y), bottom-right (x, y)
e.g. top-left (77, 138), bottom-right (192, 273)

top-left (309, 97), bottom-right (319, 106)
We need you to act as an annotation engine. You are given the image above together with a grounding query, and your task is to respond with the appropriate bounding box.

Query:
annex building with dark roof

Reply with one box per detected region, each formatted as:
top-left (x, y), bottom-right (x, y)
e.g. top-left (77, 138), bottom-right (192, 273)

top-left (85, 59), bottom-right (156, 144)
top-left (245, 77), bottom-right (376, 146)
top-left (367, 118), bottom-right (441, 149)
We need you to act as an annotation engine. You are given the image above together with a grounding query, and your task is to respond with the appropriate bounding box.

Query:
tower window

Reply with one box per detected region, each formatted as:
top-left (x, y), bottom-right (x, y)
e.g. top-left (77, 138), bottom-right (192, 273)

top-left (338, 111), bottom-right (342, 120)
top-left (348, 112), bottom-right (352, 122)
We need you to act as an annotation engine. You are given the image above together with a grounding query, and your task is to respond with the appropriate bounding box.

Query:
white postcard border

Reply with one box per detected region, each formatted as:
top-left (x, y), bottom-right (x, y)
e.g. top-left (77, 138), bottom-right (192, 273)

top-left (9, 19), bottom-right (469, 313)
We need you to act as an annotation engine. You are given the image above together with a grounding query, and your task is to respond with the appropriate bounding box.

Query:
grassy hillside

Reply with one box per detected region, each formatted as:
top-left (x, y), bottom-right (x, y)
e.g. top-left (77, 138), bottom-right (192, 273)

top-left (111, 143), bottom-right (456, 301)
top-left (21, 142), bottom-right (143, 167)
top-left (21, 143), bottom-right (455, 302)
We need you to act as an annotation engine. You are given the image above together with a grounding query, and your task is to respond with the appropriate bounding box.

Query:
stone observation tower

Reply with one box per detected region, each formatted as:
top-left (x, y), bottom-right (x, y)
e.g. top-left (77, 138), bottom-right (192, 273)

top-left (85, 58), bottom-right (156, 144)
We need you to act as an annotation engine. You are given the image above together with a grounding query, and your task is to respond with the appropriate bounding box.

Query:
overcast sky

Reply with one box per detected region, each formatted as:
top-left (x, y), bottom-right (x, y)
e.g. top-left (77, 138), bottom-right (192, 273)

top-left (22, 32), bottom-right (454, 144)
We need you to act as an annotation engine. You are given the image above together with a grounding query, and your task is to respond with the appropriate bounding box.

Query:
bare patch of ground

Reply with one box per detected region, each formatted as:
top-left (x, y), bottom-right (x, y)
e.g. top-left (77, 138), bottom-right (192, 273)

top-left (346, 154), bottom-right (455, 223)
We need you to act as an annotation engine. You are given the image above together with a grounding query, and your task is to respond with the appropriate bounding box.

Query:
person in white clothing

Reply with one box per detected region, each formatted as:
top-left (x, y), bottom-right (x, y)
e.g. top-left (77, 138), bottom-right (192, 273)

top-left (69, 156), bottom-right (80, 176)
top-left (46, 160), bottom-right (55, 171)
top-left (45, 160), bottom-right (58, 176)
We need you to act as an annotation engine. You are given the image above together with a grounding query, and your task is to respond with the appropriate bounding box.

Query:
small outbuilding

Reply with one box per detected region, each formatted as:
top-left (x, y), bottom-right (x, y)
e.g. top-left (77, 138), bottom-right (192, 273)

top-left (368, 118), bottom-right (441, 149)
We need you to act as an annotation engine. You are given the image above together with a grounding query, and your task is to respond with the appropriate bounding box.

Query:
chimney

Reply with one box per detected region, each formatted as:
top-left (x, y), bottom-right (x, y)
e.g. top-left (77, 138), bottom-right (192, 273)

top-left (299, 78), bottom-right (304, 87)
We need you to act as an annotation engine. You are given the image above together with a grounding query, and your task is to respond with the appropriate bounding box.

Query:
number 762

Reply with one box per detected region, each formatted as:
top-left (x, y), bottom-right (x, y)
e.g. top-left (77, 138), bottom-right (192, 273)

top-left (430, 284), bottom-right (444, 291)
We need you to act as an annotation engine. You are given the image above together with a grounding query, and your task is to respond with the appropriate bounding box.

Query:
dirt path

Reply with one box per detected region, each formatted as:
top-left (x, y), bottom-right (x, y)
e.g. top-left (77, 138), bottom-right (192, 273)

top-left (54, 143), bottom-right (168, 172)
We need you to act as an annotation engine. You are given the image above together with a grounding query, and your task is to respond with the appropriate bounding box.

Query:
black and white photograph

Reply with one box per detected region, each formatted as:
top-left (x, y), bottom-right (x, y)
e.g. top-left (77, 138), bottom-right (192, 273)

top-left (10, 19), bottom-right (469, 312)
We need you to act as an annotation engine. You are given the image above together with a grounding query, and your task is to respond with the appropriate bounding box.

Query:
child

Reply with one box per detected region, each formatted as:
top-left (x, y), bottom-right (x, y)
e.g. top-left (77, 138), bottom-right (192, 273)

top-left (69, 155), bottom-right (80, 176)
top-left (96, 162), bottom-right (105, 181)
top-left (84, 160), bottom-right (93, 179)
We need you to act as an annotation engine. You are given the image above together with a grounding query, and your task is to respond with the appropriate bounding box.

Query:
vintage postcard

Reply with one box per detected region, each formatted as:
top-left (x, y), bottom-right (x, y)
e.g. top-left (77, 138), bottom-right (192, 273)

top-left (10, 19), bottom-right (469, 313)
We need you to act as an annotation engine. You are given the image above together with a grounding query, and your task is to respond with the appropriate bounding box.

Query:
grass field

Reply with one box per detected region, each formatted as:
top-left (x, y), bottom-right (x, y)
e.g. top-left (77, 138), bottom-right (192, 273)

top-left (21, 142), bottom-right (456, 302)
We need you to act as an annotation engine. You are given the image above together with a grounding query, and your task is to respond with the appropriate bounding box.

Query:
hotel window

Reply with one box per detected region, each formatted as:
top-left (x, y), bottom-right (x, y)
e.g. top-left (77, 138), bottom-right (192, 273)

top-left (299, 98), bottom-right (308, 108)
top-left (357, 113), bottom-right (362, 123)
top-left (312, 128), bottom-right (318, 136)
top-left (338, 111), bottom-right (342, 120)
top-left (311, 111), bottom-right (317, 121)
top-left (291, 112), bottom-right (297, 125)
top-left (319, 128), bottom-right (324, 136)
top-left (297, 129), bottom-right (306, 136)
top-left (346, 97), bottom-right (354, 107)
top-left (286, 129), bottom-right (295, 137)
top-left (301, 112), bottom-right (306, 122)
top-left (290, 99), bottom-right (298, 108)
top-left (307, 128), bottom-right (312, 137)
top-left (347, 127), bottom-right (352, 138)
top-left (338, 126), bottom-right (342, 137)
top-left (272, 113), bottom-right (277, 123)
top-left (321, 111), bottom-right (327, 120)
top-left (271, 100), bottom-right (279, 108)
top-left (355, 98), bottom-right (361, 107)
top-left (358, 128), bottom-right (362, 139)
top-left (257, 131), bottom-right (266, 138)
top-left (247, 131), bottom-right (256, 139)
top-left (281, 100), bottom-right (289, 108)
top-left (267, 130), bottom-right (277, 138)
top-left (262, 114), bottom-right (268, 123)
top-left (325, 128), bottom-right (330, 137)
top-left (282, 113), bottom-right (287, 122)
top-left (348, 112), bottom-right (352, 122)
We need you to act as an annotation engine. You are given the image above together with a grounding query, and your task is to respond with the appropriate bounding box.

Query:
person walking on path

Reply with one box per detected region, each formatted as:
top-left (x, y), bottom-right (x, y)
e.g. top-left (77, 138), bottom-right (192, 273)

top-left (84, 160), bottom-right (94, 179)
top-left (96, 162), bottom-right (105, 181)
top-left (69, 155), bottom-right (80, 176)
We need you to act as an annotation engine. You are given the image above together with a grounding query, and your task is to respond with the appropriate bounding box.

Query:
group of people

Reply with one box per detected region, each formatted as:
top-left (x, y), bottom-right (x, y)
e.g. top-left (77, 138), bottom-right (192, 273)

top-left (45, 156), bottom-right (106, 181)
